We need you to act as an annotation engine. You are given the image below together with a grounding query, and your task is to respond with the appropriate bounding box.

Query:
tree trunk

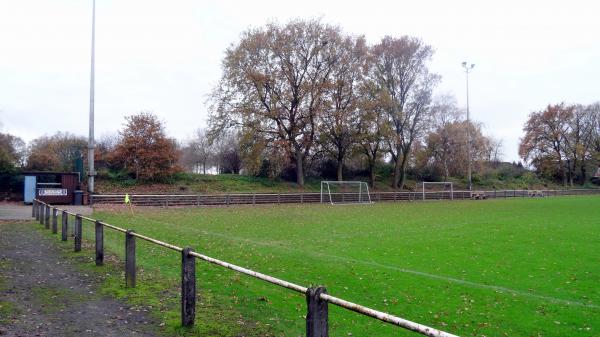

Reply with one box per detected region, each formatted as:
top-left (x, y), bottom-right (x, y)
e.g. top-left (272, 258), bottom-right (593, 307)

top-left (368, 161), bottom-right (376, 188)
top-left (443, 157), bottom-right (449, 181)
top-left (568, 159), bottom-right (575, 187)
top-left (580, 161), bottom-right (587, 185)
top-left (336, 159), bottom-right (343, 181)
top-left (398, 151), bottom-right (410, 190)
top-left (203, 162), bottom-right (206, 175)
top-left (391, 145), bottom-right (402, 189)
top-left (295, 151), bottom-right (304, 187)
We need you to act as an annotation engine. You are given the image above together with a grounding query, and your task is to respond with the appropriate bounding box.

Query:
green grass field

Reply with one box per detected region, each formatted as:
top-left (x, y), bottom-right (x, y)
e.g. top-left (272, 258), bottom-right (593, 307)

top-left (76, 196), bottom-right (600, 336)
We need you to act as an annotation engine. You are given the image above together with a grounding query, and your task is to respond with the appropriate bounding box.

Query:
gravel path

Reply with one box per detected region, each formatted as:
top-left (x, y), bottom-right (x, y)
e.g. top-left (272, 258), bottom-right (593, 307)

top-left (0, 222), bottom-right (160, 337)
top-left (0, 203), bottom-right (93, 221)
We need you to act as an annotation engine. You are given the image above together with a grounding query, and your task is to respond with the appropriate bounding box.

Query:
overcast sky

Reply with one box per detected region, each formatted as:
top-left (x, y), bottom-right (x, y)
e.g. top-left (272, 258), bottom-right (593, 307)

top-left (1, 0), bottom-right (599, 162)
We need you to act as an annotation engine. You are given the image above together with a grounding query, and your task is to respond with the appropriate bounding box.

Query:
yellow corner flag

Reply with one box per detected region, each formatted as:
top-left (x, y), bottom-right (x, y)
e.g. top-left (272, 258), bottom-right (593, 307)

top-left (125, 193), bottom-right (134, 215)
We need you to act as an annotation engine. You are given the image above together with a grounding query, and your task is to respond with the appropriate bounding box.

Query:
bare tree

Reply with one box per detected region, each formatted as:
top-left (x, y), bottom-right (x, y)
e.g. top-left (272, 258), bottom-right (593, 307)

top-left (487, 137), bottom-right (504, 163)
top-left (427, 95), bottom-right (463, 180)
top-left (370, 36), bottom-right (439, 189)
top-left (213, 131), bottom-right (242, 174)
top-left (209, 19), bottom-right (343, 186)
top-left (184, 128), bottom-right (213, 174)
top-left (356, 80), bottom-right (390, 188)
top-left (318, 35), bottom-right (368, 181)
top-left (564, 104), bottom-right (596, 184)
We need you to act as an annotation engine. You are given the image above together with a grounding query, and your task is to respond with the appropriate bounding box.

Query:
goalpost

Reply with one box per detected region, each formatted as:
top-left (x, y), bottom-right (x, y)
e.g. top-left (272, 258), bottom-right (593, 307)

top-left (320, 181), bottom-right (373, 205)
top-left (422, 182), bottom-right (453, 200)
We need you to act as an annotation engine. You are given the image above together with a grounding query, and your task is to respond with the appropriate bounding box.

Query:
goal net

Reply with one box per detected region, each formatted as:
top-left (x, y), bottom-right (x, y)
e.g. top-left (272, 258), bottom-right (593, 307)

top-left (320, 181), bottom-right (373, 205)
top-left (421, 182), bottom-right (453, 200)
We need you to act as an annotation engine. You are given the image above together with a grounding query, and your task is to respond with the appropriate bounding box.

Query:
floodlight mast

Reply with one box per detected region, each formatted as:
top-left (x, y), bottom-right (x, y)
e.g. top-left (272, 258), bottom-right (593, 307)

top-left (87, 0), bottom-right (96, 194)
top-left (462, 61), bottom-right (475, 191)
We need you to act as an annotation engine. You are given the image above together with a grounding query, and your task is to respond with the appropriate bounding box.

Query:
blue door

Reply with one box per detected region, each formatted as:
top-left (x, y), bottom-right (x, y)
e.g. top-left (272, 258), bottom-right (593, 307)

top-left (24, 176), bottom-right (36, 204)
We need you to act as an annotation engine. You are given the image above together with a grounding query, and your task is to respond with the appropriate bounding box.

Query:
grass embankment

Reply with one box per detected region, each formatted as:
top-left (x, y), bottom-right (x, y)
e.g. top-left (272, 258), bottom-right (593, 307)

top-left (95, 172), bottom-right (570, 195)
top-left (95, 173), bottom-right (322, 194)
top-left (66, 196), bottom-right (600, 336)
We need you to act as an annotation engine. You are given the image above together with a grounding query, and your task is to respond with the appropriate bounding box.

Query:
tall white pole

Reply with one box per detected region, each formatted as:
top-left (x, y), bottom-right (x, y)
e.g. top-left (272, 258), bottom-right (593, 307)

top-left (88, 0), bottom-right (96, 193)
top-left (462, 62), bottom-right (475, 191)
top-left (466, 69), bottom-right (471, 191)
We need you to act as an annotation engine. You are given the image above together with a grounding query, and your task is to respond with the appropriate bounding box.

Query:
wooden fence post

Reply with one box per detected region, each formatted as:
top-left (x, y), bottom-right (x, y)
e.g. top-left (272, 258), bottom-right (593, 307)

top-left (39, 203), bottom-right (44, 224)
top-left (306, 286), bottom-right (328, 337)
top-left (125, 230), bottom-right (136, 288)
top-left (51, 208), bottom-right (58, 234)
top-left (181, 247), bottom-right (196, 327)
top-left (95, 220), bottom-right (104, 266)
top-left (32, 200), bottom-right (36, 218)
top-left (44, 205), bottom-right (50, 228)
top-left (61, 211), bottom-right (68, 241)
top-left (74, 214), bottom-right (82, 252)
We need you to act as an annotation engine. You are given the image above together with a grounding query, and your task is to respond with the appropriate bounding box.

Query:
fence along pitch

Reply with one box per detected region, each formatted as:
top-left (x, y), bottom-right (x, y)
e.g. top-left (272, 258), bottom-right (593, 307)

top-left (30, 198), bottom-right (467, 337)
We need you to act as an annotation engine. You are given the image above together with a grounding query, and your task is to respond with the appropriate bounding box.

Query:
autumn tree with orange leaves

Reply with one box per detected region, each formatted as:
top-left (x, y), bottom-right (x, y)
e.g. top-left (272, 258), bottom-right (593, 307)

top-left (519, 103), bottom-right (600, 186)
top-left (114, 112), bottom-right (180, 181)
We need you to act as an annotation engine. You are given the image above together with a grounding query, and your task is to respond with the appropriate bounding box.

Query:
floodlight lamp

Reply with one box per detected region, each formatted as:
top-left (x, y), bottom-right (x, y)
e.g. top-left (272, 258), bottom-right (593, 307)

top-left (461, 61), bottom-right (467, 67)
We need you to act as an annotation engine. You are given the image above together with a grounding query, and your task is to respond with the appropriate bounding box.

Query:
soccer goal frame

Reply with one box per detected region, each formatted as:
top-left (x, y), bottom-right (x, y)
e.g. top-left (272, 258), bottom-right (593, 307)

top-left (320, 181), bottom-right (373, 205)
top-left (422, 182), bottom-right (454, 200)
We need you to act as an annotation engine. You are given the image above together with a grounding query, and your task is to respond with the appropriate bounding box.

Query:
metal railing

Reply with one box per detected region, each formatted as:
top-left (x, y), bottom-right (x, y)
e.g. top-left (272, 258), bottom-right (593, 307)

top-left (90, 188), bottom-right (600, 207)
top-left (31, 198), bottom-right (458, 337)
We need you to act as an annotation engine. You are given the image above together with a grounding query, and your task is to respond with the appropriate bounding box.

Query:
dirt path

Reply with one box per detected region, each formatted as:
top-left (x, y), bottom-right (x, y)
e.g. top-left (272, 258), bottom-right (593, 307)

top-left (0, 222), bottom-right (160, 337)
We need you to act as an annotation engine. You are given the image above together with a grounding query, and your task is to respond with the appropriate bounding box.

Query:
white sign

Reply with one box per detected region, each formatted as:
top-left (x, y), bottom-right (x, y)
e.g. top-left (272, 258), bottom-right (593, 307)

top-left (38, 188), bottom-right (68, 196)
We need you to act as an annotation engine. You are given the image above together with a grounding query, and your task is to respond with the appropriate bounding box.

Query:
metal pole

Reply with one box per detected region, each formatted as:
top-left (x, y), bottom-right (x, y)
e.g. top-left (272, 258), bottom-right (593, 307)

top-left (88, 0), bottom-right (96, 194)
top-left (462, 62), bottom-right (474, 191)
top-left (466, 68), bottom-right (471, 191)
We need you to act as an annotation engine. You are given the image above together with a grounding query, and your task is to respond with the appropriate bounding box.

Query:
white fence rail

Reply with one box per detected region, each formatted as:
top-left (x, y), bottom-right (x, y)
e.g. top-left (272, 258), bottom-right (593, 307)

top-left (91, 188), bottom-right (600, 206)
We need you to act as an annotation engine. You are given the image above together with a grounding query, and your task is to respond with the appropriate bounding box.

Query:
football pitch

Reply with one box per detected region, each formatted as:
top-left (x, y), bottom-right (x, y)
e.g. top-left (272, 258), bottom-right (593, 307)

top-left (86, 195), bottom-right (600, 336)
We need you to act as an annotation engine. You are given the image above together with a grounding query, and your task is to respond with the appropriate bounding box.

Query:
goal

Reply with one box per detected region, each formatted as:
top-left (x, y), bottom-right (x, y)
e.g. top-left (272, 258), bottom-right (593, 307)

top-left (320, 181), bottom-right (373, 205)
top-left (421, 182), bottom-right (453, 200)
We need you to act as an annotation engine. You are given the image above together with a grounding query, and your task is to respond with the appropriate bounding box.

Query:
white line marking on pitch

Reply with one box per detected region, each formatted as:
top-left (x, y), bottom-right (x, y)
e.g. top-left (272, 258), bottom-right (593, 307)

top-left (195, 229), bottom-right (599, 309)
